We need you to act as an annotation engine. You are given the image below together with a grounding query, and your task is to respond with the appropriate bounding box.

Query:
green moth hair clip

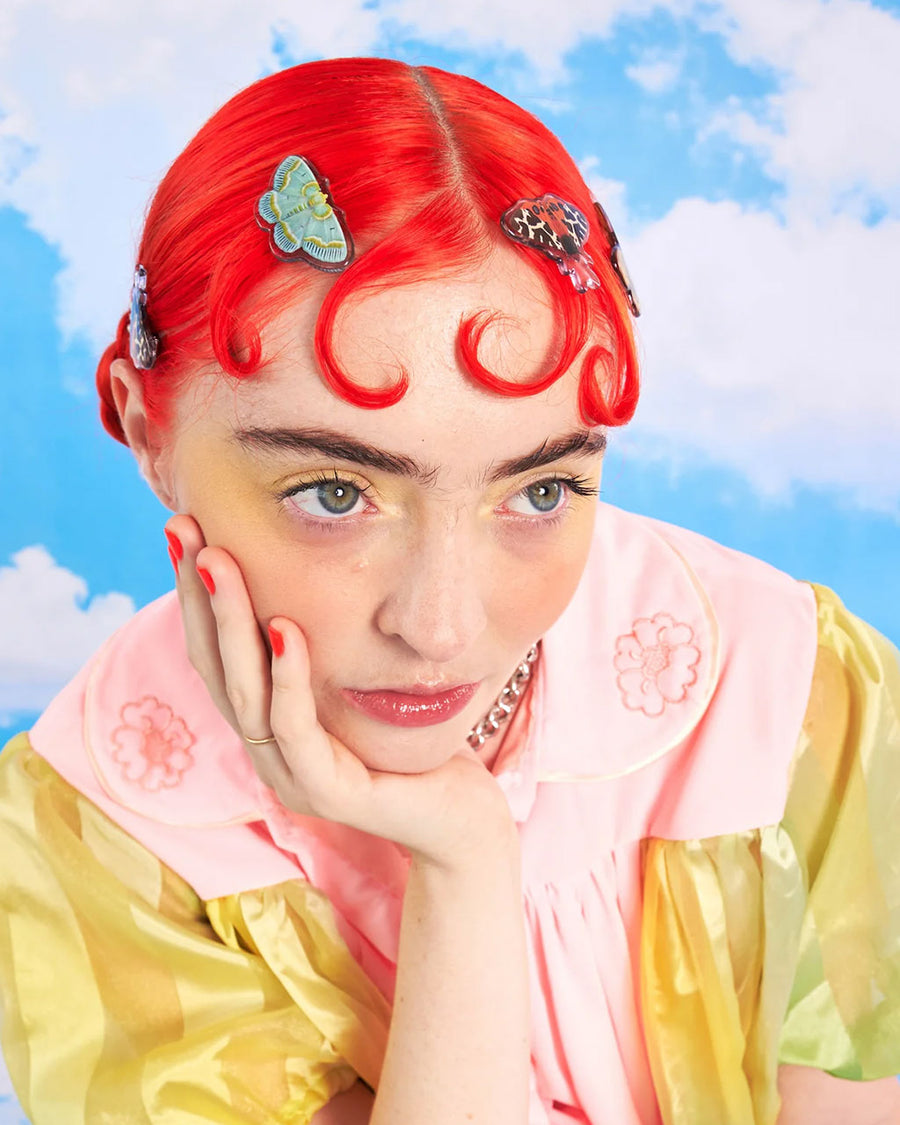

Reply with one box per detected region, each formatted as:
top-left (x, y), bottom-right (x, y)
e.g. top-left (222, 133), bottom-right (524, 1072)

top-left (257, 155), bottom-right (354, 270)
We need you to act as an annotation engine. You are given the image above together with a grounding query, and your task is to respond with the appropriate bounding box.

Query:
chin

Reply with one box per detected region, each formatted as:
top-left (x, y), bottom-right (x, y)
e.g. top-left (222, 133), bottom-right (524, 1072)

top-left (326, 710), bottom-right (475, 775)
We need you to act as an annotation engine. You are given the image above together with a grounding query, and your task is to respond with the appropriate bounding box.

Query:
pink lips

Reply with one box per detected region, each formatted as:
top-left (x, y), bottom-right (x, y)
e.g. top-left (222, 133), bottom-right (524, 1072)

top-left (342, 682), bottom-right (479, 727)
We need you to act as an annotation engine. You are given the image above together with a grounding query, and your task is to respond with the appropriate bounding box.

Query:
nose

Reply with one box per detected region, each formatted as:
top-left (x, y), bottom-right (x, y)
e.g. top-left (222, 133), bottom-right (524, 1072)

top-left (374, 518), bottom-right (488, 666)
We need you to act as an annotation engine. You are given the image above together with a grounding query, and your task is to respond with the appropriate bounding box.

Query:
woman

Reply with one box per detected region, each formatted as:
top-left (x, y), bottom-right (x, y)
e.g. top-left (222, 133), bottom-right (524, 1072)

top-left (0, 57), bottom-right (898, 1125)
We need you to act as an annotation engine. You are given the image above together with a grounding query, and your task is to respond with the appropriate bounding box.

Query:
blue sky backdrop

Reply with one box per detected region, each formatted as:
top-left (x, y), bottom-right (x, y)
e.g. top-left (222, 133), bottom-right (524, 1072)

top-left (1, 0), bottom-right (900, 1110)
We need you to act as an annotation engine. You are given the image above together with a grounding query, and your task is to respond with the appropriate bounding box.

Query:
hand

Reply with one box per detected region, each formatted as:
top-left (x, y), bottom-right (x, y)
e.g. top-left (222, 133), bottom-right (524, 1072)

top-left (165, 514), bottom-right (519, 873)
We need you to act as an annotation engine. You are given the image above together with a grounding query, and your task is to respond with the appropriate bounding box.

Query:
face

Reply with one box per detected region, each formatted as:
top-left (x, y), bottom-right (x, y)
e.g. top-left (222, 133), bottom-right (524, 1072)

top-left (159, 249), bottom-right (606, 774)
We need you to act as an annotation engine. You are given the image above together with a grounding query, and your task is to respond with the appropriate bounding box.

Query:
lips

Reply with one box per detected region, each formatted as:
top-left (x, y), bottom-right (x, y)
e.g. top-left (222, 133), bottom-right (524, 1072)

top-left (341, 682), bottom-right (480, 727)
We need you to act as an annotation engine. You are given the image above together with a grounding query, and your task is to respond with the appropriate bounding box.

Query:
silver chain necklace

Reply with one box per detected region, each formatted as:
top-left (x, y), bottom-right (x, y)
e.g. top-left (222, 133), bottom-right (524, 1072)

top-left (467, 644), bottom-right (540, 750)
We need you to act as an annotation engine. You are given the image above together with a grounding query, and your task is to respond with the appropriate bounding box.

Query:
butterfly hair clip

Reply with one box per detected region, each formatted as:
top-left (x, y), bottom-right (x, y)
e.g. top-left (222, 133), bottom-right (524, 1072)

top-left (257, 155), bottom-right (354, 270)
top-left (129, 265), bottom-right (159, 369)
top-left (500, 193), bottom-right (640, 316)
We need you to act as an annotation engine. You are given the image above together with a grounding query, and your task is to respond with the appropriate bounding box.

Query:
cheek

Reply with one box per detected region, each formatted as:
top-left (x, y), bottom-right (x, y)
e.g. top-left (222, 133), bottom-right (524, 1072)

top-left (236, 536), bottom-right (381, 666)
top-left (488, 513), bottom-right (596, 643)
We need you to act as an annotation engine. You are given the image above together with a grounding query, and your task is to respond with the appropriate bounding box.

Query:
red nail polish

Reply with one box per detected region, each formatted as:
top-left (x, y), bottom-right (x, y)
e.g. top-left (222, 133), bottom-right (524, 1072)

top-left (167, 545), bottom-right (180, 576)
top-left (197, 567), bottom-right (216, 596)
top-left (165, 530), bottom-right (184, 560)
top-left (268, 624), bottom-right (285, 658)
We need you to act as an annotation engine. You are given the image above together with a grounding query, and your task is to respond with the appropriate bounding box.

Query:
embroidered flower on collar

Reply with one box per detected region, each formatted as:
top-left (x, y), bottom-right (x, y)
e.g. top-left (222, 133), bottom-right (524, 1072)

top-left (110, 695), bottom-right (196, 790)
top-left (614, 613), bottom-right (701, 717)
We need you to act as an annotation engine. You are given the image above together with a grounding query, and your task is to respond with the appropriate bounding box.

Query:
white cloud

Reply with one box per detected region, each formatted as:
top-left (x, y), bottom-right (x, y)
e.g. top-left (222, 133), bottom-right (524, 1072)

top-left (0, 546), bottom-right (135, 714)
top-left (625, 51), bottom-right (684, 93)
top-left (701, 0), bottom-right (900, 217)
top-left (622, 196), bottom-right (900, 511)
top-left (0, 0), bottom-right (384, 352)
top-left (581, 159), bottom-right (631, 236)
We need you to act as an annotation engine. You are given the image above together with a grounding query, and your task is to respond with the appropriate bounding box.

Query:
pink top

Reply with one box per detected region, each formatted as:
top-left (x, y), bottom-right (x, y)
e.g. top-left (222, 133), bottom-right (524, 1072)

top-left (28, 501), bottom-right (819, 1123)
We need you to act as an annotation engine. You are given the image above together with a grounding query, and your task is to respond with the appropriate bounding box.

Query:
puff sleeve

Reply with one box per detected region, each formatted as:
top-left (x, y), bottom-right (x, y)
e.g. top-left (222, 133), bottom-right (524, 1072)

top-left (639, 583), bottom-right (900, 1125)
top-left (0, 732), bottom-right (390, 1124)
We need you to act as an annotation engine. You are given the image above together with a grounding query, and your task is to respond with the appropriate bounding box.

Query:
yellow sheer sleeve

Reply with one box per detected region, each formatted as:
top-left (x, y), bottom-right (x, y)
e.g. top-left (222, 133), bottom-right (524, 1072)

top-left (640, 583), bottom-right (900, 1125)
top-left (0, 731), bottom-right (390, 1124)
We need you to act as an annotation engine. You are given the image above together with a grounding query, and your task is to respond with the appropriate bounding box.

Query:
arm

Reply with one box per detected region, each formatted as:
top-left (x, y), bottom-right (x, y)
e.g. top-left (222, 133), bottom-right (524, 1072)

top-left (777, 1065), bottom-right (900, 1125)
top-left (311, 842), bottom-right (530, 1125)
top-left (370, 842), bottom-right (530, 1125)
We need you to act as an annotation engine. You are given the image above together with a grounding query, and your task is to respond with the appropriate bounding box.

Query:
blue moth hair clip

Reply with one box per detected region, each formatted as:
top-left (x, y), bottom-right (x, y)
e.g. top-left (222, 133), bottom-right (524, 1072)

top-left (257, 155), bottom-right (354, 270)
top-left (129, 265), bottom-right (159, 369)
top-left (500, 193), bottom-right (640, 316)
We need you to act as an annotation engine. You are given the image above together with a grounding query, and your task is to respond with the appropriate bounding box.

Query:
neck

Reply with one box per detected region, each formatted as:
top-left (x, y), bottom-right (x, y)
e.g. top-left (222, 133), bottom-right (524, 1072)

top-left (475, 667), bottom-right (537, 774)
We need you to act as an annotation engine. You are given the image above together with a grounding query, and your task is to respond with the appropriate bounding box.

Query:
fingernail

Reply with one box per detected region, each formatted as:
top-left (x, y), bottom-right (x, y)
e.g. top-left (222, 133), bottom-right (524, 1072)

top-left (167, 545), bottom-right (180, 576)
top-left (268, 624), bottom-right (285, 658)
top-left (197, 566), bottom-right (216, 596)
top-left (165, 530), bottom-right (184, 560)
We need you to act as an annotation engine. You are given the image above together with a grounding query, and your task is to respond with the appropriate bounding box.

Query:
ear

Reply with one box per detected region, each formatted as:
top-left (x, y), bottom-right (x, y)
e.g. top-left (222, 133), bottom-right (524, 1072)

top-left (110, 358), bottom-right (179, 511)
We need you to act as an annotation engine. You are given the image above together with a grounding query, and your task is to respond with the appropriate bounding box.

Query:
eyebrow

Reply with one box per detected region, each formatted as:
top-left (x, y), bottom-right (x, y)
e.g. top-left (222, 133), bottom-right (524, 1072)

top-left (231, 425), bottom-right (607, 485)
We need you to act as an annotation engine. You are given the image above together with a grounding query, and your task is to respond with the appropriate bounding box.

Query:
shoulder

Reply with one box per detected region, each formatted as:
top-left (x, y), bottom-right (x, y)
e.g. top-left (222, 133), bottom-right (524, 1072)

top-left (781, 581), bottom-right (900, 858)
top-left (22, 591), bottom-right (308, 899)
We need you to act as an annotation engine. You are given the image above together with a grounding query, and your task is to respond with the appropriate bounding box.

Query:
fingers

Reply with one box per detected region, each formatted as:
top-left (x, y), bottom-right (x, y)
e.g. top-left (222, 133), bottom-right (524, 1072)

top-left (194, 543), bottom-right (274, 741)
top-left (165, 514), bottom-right (224, 696)
top-left (268, 618), bottom-right (373, 823)
top-left (267, 618), bottom-right (319, 741)
top-left (266, 618), bottom-right (336, 810)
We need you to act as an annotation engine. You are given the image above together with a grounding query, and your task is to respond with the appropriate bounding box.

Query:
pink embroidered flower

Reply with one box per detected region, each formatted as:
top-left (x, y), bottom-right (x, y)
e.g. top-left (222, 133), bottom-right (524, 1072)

top-left (110, 695), bottom-right (196, 790)
top-left (614, 613), bottom-right (701, 717)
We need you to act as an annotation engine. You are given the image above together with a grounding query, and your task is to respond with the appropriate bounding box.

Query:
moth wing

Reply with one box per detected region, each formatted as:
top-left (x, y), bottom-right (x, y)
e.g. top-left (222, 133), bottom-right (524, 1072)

top-left (558, 201), bottom-right (589, 248)
top-left (272, 210), bottom-right (315, 255)
top-left (273, 155), bottom-right (316, 200)
top-left (257, 190), bottom-right (283, 224)
top-left (302, 209), bottom-right (351, 265)
top-left (504, 204), bottom-right (560, 258)
top-left (531, 199), bottom-right (587, 255)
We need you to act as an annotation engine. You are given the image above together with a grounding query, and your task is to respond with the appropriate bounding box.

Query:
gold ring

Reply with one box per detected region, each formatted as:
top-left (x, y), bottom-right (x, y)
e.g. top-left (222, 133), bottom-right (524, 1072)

top-left (243, 734), bottom-right (278, 745)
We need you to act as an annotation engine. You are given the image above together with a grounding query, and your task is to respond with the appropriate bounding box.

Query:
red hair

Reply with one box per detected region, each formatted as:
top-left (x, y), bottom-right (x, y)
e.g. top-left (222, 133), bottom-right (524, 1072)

top-left (96, 57), bottom-right (640, 445)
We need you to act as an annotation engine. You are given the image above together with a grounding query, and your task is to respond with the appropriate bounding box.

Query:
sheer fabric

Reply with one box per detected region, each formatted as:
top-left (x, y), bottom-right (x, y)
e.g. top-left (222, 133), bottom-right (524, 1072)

top-left (642, 585), bottom-right (900, 1123)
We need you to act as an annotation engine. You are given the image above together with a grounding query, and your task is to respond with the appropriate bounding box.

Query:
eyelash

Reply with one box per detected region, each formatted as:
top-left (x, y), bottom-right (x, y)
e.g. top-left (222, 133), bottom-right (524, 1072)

top-left (274, 471), bottom-right (599, 532)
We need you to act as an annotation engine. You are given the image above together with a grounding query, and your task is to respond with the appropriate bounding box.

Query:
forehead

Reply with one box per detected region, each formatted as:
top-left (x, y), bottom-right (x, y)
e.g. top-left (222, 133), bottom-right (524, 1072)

top-left (176, 253), bottom-right (603, 470)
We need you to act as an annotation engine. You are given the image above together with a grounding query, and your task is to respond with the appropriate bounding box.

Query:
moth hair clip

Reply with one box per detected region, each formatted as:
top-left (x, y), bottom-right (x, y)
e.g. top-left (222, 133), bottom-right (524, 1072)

top-left (129, 265), bottom-right (159, 370)
top-left (591, 200), bottom-right (640, 317)
top-left (500, 193), bottom-right (640, 315)
top-left (257, 155), bottom-right (354, 270)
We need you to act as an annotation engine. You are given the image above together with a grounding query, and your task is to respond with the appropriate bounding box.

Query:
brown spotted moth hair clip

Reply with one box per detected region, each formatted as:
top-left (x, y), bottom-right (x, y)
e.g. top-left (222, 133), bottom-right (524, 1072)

top-left (500, 193), bottom-right (640, 316)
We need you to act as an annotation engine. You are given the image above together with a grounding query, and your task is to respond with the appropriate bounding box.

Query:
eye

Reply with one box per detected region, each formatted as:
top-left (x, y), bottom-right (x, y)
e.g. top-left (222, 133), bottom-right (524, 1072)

top-left (503, 475), bottom-right (599, 519)
top-left (506, 479), bottom-right (566, 516)
top-left (282, 475), bottom-right (369, 520)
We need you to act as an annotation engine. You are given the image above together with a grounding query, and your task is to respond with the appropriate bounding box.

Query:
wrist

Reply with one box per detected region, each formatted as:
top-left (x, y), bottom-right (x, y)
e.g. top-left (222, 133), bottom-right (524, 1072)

top-left (409, 819), bottom-right (522, 883)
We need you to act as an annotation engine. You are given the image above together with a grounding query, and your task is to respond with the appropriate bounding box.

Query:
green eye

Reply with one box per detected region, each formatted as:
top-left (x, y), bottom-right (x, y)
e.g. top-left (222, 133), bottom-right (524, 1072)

top-left (315, 480), bottom-right (360, 514)
top-left (284, 477), bottom-right (366, 520)
top-left (504, 475), bottom-right (598, 519)
top-left (524, 480), bottom-right (564, 512)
